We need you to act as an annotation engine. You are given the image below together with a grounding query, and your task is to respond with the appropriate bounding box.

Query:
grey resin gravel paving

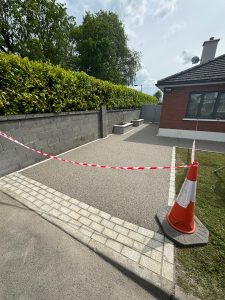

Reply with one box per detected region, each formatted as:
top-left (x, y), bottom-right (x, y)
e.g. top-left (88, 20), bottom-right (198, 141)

top-left (20, 123), bottom-right (225, 231)
top-left (21, 124), bottom-right (173, 231)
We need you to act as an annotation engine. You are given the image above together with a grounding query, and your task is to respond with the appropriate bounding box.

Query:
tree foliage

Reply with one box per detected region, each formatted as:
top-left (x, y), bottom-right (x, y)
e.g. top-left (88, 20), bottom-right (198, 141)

top-left (153, 90), bottom-right (162, 103)
top-left (0, 3), bottom-right (143, 86)
top-left (76, 11), bottom-right (141, 85)
top-left (0, 0), bottom-right (77, 68)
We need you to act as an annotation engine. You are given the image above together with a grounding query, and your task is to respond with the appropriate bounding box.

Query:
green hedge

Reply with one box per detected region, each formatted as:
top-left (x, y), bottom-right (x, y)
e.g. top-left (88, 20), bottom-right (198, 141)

top-left (0, 53), bottom-right (157, 115)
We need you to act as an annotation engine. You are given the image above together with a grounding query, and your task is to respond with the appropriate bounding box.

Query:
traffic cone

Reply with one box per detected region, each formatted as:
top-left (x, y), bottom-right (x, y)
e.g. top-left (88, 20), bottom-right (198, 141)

top-left (167, 161), bottom-right (198, 234)
top-left (156, 160), bottom-right (209, 246)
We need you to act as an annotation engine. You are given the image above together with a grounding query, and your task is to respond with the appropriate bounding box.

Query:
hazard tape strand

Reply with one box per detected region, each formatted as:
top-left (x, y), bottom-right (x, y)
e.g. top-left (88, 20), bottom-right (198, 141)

top-left (0, 131), bottom-right (190, 171)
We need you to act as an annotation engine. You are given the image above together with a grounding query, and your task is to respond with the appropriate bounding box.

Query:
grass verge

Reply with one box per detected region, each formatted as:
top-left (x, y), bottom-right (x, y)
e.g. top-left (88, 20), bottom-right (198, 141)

top-left (175, 147), bottom-right (225, 300)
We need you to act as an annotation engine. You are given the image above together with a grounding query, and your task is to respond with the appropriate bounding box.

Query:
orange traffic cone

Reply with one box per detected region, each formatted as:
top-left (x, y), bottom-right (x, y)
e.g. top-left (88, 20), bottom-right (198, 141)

top-left (156, 160), bottom-right (209, 246)
top-left (167, 161), bottom-right (198, 234)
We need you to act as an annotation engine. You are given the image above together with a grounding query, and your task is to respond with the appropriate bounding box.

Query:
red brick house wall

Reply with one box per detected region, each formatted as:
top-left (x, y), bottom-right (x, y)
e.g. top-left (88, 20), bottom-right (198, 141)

top-left (160, 83), bottom-right (225, 133)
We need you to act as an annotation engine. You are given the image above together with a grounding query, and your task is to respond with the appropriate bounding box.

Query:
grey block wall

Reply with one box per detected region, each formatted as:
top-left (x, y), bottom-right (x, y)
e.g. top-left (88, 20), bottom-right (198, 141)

top-left (0, 111), bottom-right (100, 177)
top-left (0, 108), bottom-right (140, 177)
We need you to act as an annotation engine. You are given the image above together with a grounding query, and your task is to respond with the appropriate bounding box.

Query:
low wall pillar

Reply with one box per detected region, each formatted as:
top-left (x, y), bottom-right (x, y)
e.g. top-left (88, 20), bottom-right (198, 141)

top-left (100, 105), bottom-right (108, 138)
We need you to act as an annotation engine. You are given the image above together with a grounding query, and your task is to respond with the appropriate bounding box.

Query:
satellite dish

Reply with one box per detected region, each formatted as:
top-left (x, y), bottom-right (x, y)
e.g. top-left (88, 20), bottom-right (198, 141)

top-left (191, 56), bottom-right (200, 64)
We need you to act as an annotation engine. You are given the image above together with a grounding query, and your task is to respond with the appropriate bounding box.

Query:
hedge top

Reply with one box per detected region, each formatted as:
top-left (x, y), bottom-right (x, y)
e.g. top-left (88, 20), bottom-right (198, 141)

top-left (0, 53), bottom-right (157, 115)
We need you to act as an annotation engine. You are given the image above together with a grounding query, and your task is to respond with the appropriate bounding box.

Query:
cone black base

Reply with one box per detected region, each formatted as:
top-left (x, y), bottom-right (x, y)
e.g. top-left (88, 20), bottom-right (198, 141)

top-left (156, 207), bottom-right (209, 247)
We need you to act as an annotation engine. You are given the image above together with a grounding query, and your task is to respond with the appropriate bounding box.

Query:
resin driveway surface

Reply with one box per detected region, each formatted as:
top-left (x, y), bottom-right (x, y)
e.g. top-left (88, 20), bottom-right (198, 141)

top-left (21, 124), bottom-right (173, 231)
top-left (21, 124), bottom-right (225, 231)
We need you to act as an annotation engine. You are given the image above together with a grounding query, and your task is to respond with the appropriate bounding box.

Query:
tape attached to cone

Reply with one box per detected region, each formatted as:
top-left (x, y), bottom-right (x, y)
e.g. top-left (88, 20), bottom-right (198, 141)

top-left (167, 161), bottom-right (199, 234)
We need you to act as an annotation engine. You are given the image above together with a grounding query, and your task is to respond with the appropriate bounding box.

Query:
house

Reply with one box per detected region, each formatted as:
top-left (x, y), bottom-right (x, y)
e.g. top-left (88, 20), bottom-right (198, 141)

top-left (156, 37), bottom-right (225, 142)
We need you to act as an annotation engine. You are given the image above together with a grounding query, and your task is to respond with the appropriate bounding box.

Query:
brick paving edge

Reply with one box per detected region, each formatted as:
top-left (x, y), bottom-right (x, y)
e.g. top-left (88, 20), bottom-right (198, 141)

top-left (1, 185), bottom-right (174, 300)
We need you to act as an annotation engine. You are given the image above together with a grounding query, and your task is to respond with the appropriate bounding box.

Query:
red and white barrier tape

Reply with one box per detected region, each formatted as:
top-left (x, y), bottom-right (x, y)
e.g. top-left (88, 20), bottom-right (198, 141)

top-left (0, 131), bottom-right (190, 171)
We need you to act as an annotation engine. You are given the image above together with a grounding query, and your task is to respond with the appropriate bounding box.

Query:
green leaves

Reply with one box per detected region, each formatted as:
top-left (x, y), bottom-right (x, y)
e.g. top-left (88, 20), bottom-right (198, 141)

top-left (0, 2), bottom-right (141, 85)
top-left (0, 53), bottom-right (157, 116)
top-left (0, 0), bottom-right (77, 69)
top-left (76, 10), bottom-right (141, 85)
top-left (153, 90), bottom-right (162, 103)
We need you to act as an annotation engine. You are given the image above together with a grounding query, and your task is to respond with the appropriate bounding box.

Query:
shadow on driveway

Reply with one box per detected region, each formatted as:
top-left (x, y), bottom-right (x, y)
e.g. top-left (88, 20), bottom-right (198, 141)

top-left (124, 124), bottom-right (225, 153)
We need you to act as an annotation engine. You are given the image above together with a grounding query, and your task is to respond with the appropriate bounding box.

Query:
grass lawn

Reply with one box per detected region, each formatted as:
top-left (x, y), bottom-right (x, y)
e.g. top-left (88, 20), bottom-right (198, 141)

top-left (175, 147), bottom-right (225, 300)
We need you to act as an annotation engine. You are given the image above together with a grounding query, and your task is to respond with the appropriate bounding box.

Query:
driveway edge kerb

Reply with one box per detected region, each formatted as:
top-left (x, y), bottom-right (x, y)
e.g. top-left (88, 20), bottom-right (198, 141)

top-left (0, 185), bottom-right (174, 300)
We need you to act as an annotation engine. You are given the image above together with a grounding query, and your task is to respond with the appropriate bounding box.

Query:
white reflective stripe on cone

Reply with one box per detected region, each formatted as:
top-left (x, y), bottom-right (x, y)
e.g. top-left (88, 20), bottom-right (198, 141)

top-left (176, 179), bottom-right (197, 208)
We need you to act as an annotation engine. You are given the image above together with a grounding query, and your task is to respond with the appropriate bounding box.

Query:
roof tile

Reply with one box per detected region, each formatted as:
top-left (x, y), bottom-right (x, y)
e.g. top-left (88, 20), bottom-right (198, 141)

top-left (156, 54), bottom-right (225, 86)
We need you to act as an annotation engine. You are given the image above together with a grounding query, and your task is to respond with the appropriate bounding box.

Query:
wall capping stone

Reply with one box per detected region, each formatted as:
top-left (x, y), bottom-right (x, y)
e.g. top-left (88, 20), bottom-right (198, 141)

top-left (0, 110), bottom-right (99, 122)
top-left (107, 108), bottom-right (140, 113)
top-left (0, 108), bottom-right (142, 122)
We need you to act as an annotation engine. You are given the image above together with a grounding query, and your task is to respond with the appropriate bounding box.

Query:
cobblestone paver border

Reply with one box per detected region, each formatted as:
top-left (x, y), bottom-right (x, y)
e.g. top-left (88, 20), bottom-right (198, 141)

top-left (0, 171), bottom-right (175, 298)
top-left (0, 146), bottom-right (176, 298)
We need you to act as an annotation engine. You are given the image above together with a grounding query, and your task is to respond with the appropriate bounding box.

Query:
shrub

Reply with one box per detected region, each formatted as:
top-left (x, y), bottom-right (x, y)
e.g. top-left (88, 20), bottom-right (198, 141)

top-left (0, 53), bottom-right (157, 115)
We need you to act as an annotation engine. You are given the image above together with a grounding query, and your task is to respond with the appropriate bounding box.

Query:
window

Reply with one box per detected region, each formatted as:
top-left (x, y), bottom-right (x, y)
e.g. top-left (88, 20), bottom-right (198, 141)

top-left (187, 94), bottom-right (201, 118)
top-left (200, 92), bottom-right (218, 118)
top-left (216, 93), bottom-right (225, 119)
top-left (186, 91), bottom-right (225, 120)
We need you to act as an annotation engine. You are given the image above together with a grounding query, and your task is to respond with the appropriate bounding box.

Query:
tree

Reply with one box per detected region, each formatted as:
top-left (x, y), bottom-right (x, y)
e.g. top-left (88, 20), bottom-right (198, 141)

top-left (154, 90), bottom-right (163, 103)
top-left (0, 0), bottom-right (77, 68)
top-left (75, 11), bottom-right (141, 85)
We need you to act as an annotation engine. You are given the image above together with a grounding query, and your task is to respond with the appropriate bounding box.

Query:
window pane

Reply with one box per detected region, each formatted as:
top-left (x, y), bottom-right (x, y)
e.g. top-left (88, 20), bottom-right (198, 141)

top-left (216, 93), bottom-right (225, 119)
top-left (187, 94), bottom-right (201, 117)
top-left (199, 92), bottom-right (218, 118)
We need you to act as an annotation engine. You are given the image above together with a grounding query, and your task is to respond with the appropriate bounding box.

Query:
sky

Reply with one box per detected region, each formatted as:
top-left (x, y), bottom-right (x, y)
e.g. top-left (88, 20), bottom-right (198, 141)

top-left (59, 0), bottom-right (225, 95)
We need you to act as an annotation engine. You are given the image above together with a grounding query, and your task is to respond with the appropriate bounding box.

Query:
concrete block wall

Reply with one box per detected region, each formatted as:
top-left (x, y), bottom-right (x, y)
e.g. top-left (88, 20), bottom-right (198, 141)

top-left (0, 111), bottom-right (100, 177)
top-left (0, 108), bottom-right (140, 177)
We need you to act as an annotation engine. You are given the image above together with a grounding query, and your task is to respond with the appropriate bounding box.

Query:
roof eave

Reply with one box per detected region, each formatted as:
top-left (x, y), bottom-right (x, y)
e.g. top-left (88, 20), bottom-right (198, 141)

top-left (156, 79), bottom-right (225, 91)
